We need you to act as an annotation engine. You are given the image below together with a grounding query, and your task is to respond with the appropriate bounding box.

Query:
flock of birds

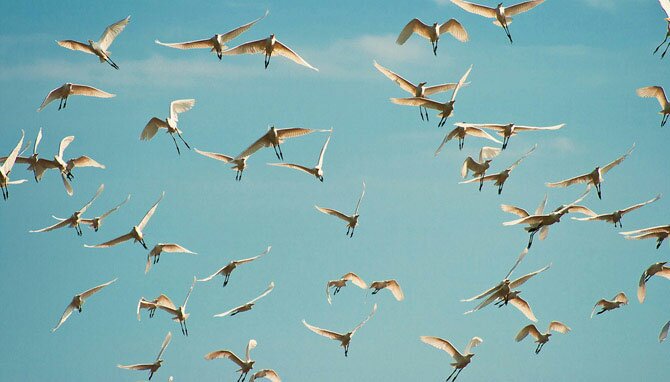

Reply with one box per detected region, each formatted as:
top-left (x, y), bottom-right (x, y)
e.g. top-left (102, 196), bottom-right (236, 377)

top-left (3, 1), bottom-right (670, 381)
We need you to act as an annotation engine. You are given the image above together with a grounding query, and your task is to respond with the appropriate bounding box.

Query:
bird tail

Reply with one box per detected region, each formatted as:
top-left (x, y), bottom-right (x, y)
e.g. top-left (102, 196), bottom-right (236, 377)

top-left (493, 18), bottom-right (513, 27)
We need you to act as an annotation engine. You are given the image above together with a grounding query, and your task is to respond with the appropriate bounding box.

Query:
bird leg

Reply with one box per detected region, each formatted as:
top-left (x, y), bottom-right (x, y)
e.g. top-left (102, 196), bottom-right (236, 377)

top-left (223, 274), bottom-right (230, 287)
top-left (264, 54), bottom-right (271, 69)
top-left (479, 176), bottom-right (484, 191)
top-left (657, 238), bottom-right (664, 249)
top-left (452, 368), bottom-right (463, 382)
top-left (184, 320), bottom-right (188, 336)
top-left (177, 132), bottom-right (191, 150)
top-left (106, 57), bottom-right (119, 70)
top-left (63, 96), bottom-right (68, 109)
top-left (595, 183), bottom-right (602, 199)
top-left (527, 229), bottom-right (538, 249)
top-left (596, 308), bottom-right (606, 315)
top-left (498, 183), bottom-right (504, 195)
top-left (346, 226), bottom-right (351, 236)
top-left (170, 134), bottom-right (181, 155)
top-left (445, 368), bottom-right (458, 382)
top-left (140, 239), bottom-right (148, 250)
top-left (503, 24), bottom-right (513, 44)
top-left (654, 35), bottom-right (669, 54)
top-left (438, 116), bottom-right (447, 128)
top-left (334, 286), bottom-right (341, 295)
top-left (503, 136), bottom-right (509, 150)
top-left (1, 186), bottom-right (6, 200)
top-left (349, 226), bottom-right (355, 238)
top-left (371, 288), bottom-right (379, 295)
top-left (458, 138), bottom-right (464, 150)
top-left (148, 370), bottom-right (154, 381)
top-left (661, 40), bottom-right (670, 58)
top-left (662, 113), bottom-right (669, 127)
top-left (149, 307), bottom-right (156, 318)
top-left (278, 144), bottom-right (284, 160)
top-left (58, 97), bottom-right (64, 110)
top-left (344, 344), bottom-right (349, 357)
top-left (217, 50), bottom-right (222, 60)
top-left (432, 41), bottom-right (438, 56)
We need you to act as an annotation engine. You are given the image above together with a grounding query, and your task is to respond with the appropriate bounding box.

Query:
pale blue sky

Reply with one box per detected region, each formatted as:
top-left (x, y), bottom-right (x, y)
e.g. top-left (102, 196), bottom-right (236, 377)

top-left (1, 0), bottom-right (669, 381)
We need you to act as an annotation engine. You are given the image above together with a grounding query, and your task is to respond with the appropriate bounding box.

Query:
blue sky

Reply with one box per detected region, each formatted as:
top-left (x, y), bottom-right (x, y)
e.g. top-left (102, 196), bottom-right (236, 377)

top-left (1, 0), bottom-right (669, 380)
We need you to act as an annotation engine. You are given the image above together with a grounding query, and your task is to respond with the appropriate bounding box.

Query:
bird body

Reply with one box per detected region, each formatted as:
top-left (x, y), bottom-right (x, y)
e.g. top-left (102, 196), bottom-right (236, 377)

top-left (460, 144), bottom-right (536, 194)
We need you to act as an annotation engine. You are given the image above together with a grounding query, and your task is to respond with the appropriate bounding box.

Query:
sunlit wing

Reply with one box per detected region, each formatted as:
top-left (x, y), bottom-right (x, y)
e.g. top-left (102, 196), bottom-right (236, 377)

top-left (117, 363), bottom-right (154, 371)
top-left (516, 324), bottom-right (542, 341)
top-left (302, 320), bottom-right (343, 340)
top-left (67, 156), bottom-right (105, 171)
top-left (38, 86), bottom-right (66, 112)
top-left (268, 162), bottom-right (313, 175)
top-left (424, 83), bottom-right (461, 96)
top-left (450, 0), bottom-right (497, 18)
top-left (155, 38), bottom-right (213, 50)
top-left (513, 123), bottom-right (565, 131)
top-left (194, 148), bottom-right (234, 163)
top-left (155, 331), bottom-right (172, 360)
top-left (546, 173), bottom-right (591, 188)
top-left (81, 278), bottom-right (117, 299)
top-left (169, 99), bottom-right (196, 122)
top-left (138, 191), bottom-right (165, 231)
top-left (51, 303), bottom-right (75, 332)
top-left (182, 277), bottom-right (197, 309)
top-left (141, 117), bottom-right (169, 140)
top-left (621, 195), bottom-right (662, 215)
top-left (637, 86), bottom-right (668, 108)
top-left (351, 303), bottom-right (377, 336)
top-left (98, 16), bottom-right (131, 50)
top-left (373, 61), bottom-right (416, 94)
top-left (315, 206), bottom-right (351, 222)
top-left (56, 40), bottom-right (95, 54)
top-left (510, 264), bottom-right (551, 288)
top-left (58, 136), bottom-right (75, 159)
top-left (386, 280), bottom-right (404, 301)
top-left (601, 144), bottom-right (634, 175)
top-left (660, 321), bottom-right (670, 343)
top-left (99, 194), bottom-right (131, 220)
top-left (354, 181), bottom-right (366, 215)
top-left (439, 19), bottom-right (469, 42)
top-left (84, 232), bottom-right (134, 248)
top-left (396, 19), bottom-right (431, 44)
top-left (462, 281), bottom-right (502, 302)
top-left (661, 0), bottom-right (670, 18)
top-left (510, 296), bottom-right (537, 322)
top-left (500, 204), bottom-right (529, 218)
top-left (420, 336), bottom-right (460, 358)
top-left (507, 144), bottom-right (537, 171)
top-left (343, 272), bottom-right (367, 288)
top-left (505, 0), bottom-right (545, 17)
top-left (247, 282), bottom-right (275, 305)
top-left (505, 248), bottom-right (529, 279)
top-left (70, 84), bottom-right (115, 98)
top-left (465, 127), bottom-right (502, 143)
top-left (222, 38), bottom-right (265, 55)
top-left (548, 321), bottom-right (571, 334)
top-left (79, 183), bottom-right (105, 214)
top-left (451, 65), bottom-right (473, 102)
top-left (463, 336), bottom-right (484, 354)
top-left (316, 134), bottom-right (331, 169)
top-left (250, 369), bottom-right (281, 382)
top-left (204, 350), bottom-right (245, 367)
top-left (30, 218), bottom-right (71, 233)
top-left (274, 40), bottom-right (318, 71)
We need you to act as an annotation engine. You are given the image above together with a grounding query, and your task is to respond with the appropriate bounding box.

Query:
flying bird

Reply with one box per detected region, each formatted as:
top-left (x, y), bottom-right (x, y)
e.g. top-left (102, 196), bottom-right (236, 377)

top-left (34, 135), bottom-right (105, 196)
top-left (572, 195), bottom-right (661, 227)
top-left (502, 191), bottom-right (593, 248)
top-left (214, 282), bottom-right (275, 318)
top-left (450, 0), bottom-right (546, 44)
top-left (315, 181), bottom-right (366, 237)
top-left (434, 124), bottom-right (501, 154)
top-left (145, 243), bottom-right (197, 274)
top-left (142, 99), bottom-right (196, 155)
top-left (37, 83), bottom-right (115, 111)
top-left (373, 61), bottom-right (466, 121)
top-left (81, 194), bottom-right (131, 232)
top-left (137, 294), bottom-right (175, 320)
top-left (302, 304), bottom-right (377, 357)
top-left (56, 16), bottom-right (130, 69)
top-left (458, 122), bottom-right (565, 149)
top-left (460, 144), bottom-right (536, 194)
top-left (637, 262), bottom-right (670, 303)
top-left (460, 146), bottom-right (502, 191)
top-left (591, 292), bottom-right (628, 318)
top-left (396, 18), bottom-right (468, 55)
top-left (85, 191), bottom-right (164, 249)
top-left (118, 331), bottom-right (171, 381)
top-left (369, 279), bottom-right (404, 301)
top-left (326, 272), bottom-right (367, 305)
top-left (0, 128), bottom-right (42, 182)
top-left (239, 126), bottom-right (330, 161)
top-left (250, 369), bottom-right (281, 382)
top-left (155, 10), bottom-right (268, 60)
top-left (620, 225), bottom-right (670, 249)
top-left (0, 130), bottom-right (27, 200)
top-left (515, 321), bottom-right (570, 354)
top-left (546, 144), bottom-right (634, 199)
top-left (637, 86), bottom-right (670, 126)
top-left (391, 65), bottom-right (472, 127)
top-left (197, 246), bottom-right (271, 287)
top-left (204, 339), bottom-right (257, 382)
top-left (52, 277), bottom-right (117, 332)
top-left (31, 184), bottom-right (104, 236)
top-left (222, 34), bottom-right (318, 70)
top-left (195, 148), bottom-right (250, 181)
top-left (268, 132), bottom-right (331, 181)
top-left (420, 335), bottom-right (483, 382)
top-left (652, 0), bottom-right (670, 57)
top-left (154, 277), bottom-right (197, 336)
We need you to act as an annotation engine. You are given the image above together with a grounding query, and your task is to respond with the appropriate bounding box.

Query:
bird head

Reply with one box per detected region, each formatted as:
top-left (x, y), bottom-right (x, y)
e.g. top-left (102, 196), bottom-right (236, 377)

top-left (419, 81), bottom-right (428, 87)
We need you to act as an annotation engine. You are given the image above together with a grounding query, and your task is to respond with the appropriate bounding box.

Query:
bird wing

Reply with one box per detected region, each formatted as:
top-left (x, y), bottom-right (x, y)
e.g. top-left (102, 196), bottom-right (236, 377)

top-left (601, 144), bottom-right (634, 175)
top-left (535, 194), bottom-right (548, 215)
top-left (30, 218), bottom-right (71, 233)
top-left (169, 99), bottom-right (196, 122)
top-left (238, 133), bottom-right (272, 159)
top-left (505, 0), bottom-right (545, 16)
top-left (461, 157), bottom-right (478, 178)
top-left (439, 19), bottom-right (469, 42)
top-left (138, 191), bottom-right (165, 231)
top-left (56, 40), bottom-right (95, 54)
top-left (58, 136), bottom-right (75, 159)
top-left (451, 65), bottom-right (473, 102)
top-left (67, 156), bottom-right (105, 171)
top-left (354, 181), bottom-right (366, 215)
top-left (141, 117), bottom-right (169, 140)
top-left (84, 232), bottom-right (134, 248)
top-left (37, 85), bottom-right (66, 112)
top-left (657, 268), bottom-right (670, 280)
top-left (182, 277), bottom-right (197, 310)
top-left (117, 363), bottom-right (154, 371)
top-left (572, 213), bottom-right (611, 222)
top-left (620, 225), bottom-right (670, 236)
top-left (204, 350), bottom-right (246, 367)
top-left (51, 303), bottom-right (75, 332)
top-left (507, 144), bottom-right (537, 171)
top-left (245, 339), bottom-right (257, 362)
top-left (621, 195), bottom-right (662, 215)
top-left (385, 280), bottom-right (404, 301)
top-left (373, 61), bottom-right (416, 94)
top-left (70, 84), bottom-right (115, 98)
top-left (450, 0), bottom-right (497, 18)
top-left (591, 299), bottom-right (607, 318)
top-left (99, 194), bottom-right (131, 220)
top-left (638, 271), bottom-right (648, 303)
top-left (660, 321), bottom-right (670, 343)
top-left (222, 38), bottom-right (266, 55)
top-left (390, 97), bottom-right (440, 108)
top-left (546, 173), bottom-right (592, 188)
top-left (515, 324), bottom-right (541, 341)
top-left (420, 336), bottom-right (461, 359)
top-left (343, 272), bottom-right (367, 289)
top-left (316, 133), bottom-right (331, 169)
top-left (661, 0), bottom-right (670, 18)
top-left (326, 281), bottom-right (334, 305)
top-left (461, 281), bottom-right (503, 302)
top-left (221, 10), bottom-right (269, 43)
top-left (479, 146), bottom-right (501, 162)
top-left (213, 305), bottom-right (244, 318)
top-left (153, 331), bottom-right (172, 361)
top-left (510, 264), bottom-right (551, 288)
top-left (197, 267), bottom-right (225, 282)
top-left (302, 320), bottom-right (343, 340)
top-left (396, 19), bottom-right (431, 44)
top-left (510, 296), bottom-right (537, 322)
top-left (276, 127), bottom-right (318, 141)
top-left (351, 303), bottom-right (377, 336)
top-left (268, 162), bottom-right (314, 175)
top-left (194, 148), bottom-right (234, 163)
top-left (459, 174), bottom-right (498, 184)
top-left (273, 40), bottom-right (318, 71)
top-left (78, 183), bottom-right (104, 214)
top-left (614, 292), bottom-right (628, 304)
top-left (315, 206), bottom-right (350, 222)
top-left (637, 86), bottom-right (668, 109)
top-left (464, 336), bottom-right (484, 354)
top-left (564, 205), bottom-right (596, 217)
top-left (433, 127), bottom-right (460, 156)
top-left (548, 321), bottom-right (571, 334)
top-left (500, 204), bottom-right (529, 218)
top-left (160, 243), bottom-right (197, 255)
top-left (250, 369), bottom-right (281, 382)
top-left (505, 248), bottom-right (529, 279)
top-left (465, 292), bottom-right (501, 313)
top-left (137, 298), bottom-right (156, 320)
top-left (80, 278), bottom-right (117, 300)
top-left (234, 246), bottom-right (272, 266)
top-left (464, 127), bottom-right (502, 143)
top-left (424, 83), bottom-right (461, 96)
top-left (247, 282), bottom-right (275, 305)
top-left (98, 15), bottom-right (131, 50)
top-left (155, 38), bottom-right (213, 50)
top-left (512, 123), bottom-right (565, 131)
top-left (502, 214), bottom-right (545, 226)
